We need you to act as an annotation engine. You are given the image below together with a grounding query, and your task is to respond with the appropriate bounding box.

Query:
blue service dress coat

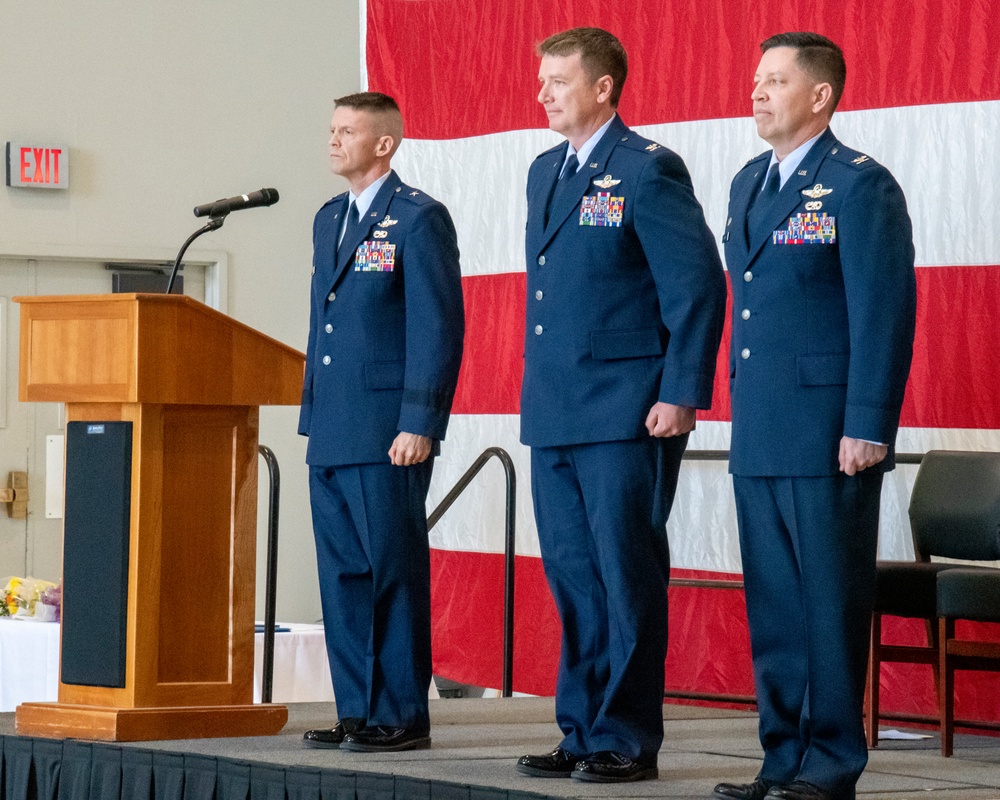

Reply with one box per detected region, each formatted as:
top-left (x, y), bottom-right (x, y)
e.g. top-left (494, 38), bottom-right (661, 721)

top-left (521, 115), bottom-right (726, 761)
top-left (298, 169), bottom-right (464, 730)
top-left (299, 170), bottom-right (464, 464)
top-left (723, 128), bottom-right (916, 797)
top-left (725, 127), bottom-right (916, 477)
top-left (522, 115), bottom-right (726, 446)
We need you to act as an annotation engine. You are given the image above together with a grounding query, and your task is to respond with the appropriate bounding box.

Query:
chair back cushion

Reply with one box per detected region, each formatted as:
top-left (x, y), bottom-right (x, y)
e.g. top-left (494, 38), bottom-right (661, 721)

top-left (909, 450), bottom-right (1000, 560)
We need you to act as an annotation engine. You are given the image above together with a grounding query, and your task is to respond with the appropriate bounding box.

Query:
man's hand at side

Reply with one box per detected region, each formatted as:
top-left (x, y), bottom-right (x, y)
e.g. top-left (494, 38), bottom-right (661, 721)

top-left (645, 402), bottom-right (696, 438)
top-left (389, 432), bottom-right (433, 466)
top-left (839, 436), bottom-right (887, 476)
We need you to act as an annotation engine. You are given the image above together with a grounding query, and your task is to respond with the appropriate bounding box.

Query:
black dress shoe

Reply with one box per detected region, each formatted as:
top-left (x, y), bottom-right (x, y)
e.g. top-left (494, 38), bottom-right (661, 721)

top-left (714, 778), bottom-right (775, 800)
top-left (340, 725), bottom-right (431, 752)
top-left (572, 750), bottom-right (658, 783)
top-left (766, 781), bottom-right (835, 800)
top-left (515, 747), bottom-right (582, 778)
top-left (302, 717), bottom-right (365, 749)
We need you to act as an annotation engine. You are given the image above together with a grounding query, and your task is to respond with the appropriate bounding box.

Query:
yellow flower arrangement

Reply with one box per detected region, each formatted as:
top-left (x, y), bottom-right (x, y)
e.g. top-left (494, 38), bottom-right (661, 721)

top-left (1, 576), bottom-right (58, 618)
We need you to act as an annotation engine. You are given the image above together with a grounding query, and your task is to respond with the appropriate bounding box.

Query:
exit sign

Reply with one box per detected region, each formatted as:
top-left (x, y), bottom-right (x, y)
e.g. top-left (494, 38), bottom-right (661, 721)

top-left (6, 141), bottom-right (69, 189)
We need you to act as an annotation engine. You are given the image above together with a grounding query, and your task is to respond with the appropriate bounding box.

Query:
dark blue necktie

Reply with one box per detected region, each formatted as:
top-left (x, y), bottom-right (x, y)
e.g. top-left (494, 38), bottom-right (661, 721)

top-left (747, 162), bottom-right (781, 240)
top-left (545, 153), bottom-right (580, 226)
top-left (339, 200), bottom-right (359, 257)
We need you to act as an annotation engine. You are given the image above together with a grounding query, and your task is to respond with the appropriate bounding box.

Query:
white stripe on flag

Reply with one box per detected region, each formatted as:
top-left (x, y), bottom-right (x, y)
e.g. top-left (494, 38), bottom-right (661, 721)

top-left (395, 100), bottom-right (1000, 277)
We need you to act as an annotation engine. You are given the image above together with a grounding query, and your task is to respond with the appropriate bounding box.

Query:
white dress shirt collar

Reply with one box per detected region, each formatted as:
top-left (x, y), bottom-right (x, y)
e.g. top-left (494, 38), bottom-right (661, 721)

top-left (348, 169), bottom-right (391, 219)
top-left (767, 128), bottom-right (827, 190)
top-left (563, 114), bottom-right (617, 175)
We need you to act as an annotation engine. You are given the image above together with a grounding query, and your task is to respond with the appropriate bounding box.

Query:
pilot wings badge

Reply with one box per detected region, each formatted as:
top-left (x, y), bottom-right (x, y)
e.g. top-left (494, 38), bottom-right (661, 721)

top-left (377, 216), bottom-right (399, 228)
top-left (801, 183), bottom-right (833, 199)
top-left (593, 174), bottom-right (622, 189)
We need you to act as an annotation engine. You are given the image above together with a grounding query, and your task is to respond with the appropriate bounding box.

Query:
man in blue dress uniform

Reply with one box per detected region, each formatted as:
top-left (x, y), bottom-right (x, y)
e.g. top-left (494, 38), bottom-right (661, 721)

top-left (299, 92), bottom-right (464, 753)
top-left (515, 27), bottom-right (727, 783)
top-left (713, 33), bottom-right (916, 800)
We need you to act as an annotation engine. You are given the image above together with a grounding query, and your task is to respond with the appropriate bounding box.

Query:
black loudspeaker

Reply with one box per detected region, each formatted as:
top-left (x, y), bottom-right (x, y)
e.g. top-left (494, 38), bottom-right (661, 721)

top-left (61, 421), bottom-right (133, 687)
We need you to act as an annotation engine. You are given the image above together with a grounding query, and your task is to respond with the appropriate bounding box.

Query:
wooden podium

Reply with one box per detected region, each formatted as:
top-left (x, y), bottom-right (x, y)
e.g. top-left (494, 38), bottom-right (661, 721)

top-left (12, 294), bottom-right (304, 741)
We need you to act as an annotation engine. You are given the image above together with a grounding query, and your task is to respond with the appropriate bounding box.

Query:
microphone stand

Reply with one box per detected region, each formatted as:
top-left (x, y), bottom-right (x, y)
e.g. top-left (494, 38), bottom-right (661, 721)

top-left (165, 215), bottom-right (226, 294)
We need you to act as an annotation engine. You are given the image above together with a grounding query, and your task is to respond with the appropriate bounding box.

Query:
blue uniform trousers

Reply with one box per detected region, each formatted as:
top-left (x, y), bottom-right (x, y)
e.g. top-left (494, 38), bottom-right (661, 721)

top-left (530, 434), bottom-right (687, 759)
top-left (309, 460), bottom-right (434, 730)
top-left (733, 473), bottom-right (883, 800)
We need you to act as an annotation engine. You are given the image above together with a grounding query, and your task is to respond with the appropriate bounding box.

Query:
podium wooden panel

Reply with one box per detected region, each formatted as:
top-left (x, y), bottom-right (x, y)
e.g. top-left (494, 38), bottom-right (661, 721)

top-left (12, 294), bottom-right (303, 741)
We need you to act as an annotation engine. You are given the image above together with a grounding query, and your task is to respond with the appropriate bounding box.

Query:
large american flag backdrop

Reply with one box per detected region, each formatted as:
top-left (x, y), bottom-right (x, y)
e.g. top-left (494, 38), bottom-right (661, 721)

top-left (361, 0), bottom-right (1000, 721)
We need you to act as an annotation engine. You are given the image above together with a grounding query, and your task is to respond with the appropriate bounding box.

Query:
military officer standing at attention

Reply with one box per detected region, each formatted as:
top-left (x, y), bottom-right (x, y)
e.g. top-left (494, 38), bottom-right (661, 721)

top-left (713, 33), bottom-right (916, 800)
top-left (516, 27), bottom-right (727, 784)
top-left (299, 92), bottom-right (464, 753)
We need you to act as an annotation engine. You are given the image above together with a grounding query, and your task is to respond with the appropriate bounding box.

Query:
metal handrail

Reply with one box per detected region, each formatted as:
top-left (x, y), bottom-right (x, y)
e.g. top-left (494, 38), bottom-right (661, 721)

top-left (428, 447), bottom-right (517, 697)
top-left (258, 444), bottom-right (281, 704)
top-left (252, 445), bottom-right (919, 706)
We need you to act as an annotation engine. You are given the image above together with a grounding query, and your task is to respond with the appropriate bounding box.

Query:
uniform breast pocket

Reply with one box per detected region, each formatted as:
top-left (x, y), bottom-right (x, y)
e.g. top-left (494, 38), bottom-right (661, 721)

top-left (579, 193), bottom-right (625, 228)
top-left (772, 212), bottom-right (837, 245)
top-left (354, 241), bottom-right (397, 272)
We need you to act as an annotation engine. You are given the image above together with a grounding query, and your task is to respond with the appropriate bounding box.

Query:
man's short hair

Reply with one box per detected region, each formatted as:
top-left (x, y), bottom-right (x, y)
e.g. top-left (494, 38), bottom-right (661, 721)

top-left (334, 91), bottom-right (400, 115)
top-left (334, 91), bottom-right (404, 151)
top-left (761, 32), bottom-right (846, 112)
top-left (537, 27), bottom-right (628, 108)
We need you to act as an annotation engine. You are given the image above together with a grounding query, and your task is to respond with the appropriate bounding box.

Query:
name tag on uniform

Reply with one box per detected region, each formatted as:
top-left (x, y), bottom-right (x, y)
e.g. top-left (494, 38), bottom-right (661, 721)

top-left (355, 241), bottom-right (396, 272)
top-left (579, 192), bottom-right (624, 227)
top-left (773, 213), bottom-right (837, 245)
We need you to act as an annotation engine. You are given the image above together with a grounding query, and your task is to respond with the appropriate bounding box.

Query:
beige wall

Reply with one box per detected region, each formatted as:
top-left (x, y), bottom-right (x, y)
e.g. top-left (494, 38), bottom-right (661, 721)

top-left (0, 0), bottom-right (362, 622)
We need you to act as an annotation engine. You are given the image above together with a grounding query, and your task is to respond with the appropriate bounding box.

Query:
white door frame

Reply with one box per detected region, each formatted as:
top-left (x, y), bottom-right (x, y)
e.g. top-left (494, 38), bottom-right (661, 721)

top-left (0, 242), bottom-right (229, 312)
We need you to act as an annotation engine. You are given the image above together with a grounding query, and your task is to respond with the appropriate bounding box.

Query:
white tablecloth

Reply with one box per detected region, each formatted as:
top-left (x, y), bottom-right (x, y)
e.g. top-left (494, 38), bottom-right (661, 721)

top-left (252, 623), bottom-right (335, 703)
top-left (0, 619), bottom-right (335, 711)
top-left (0, 619), bottom-right (61, 711)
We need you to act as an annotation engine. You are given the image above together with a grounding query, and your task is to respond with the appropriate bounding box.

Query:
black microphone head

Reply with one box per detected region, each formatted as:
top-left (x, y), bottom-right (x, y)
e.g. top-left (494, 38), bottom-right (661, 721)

top-left (193, 187), bottom-right (280, 218)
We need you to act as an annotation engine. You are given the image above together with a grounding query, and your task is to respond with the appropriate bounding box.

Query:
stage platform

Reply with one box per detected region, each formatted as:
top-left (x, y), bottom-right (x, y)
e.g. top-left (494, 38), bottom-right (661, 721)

top-left (3, 698), bottom-right (999, 800)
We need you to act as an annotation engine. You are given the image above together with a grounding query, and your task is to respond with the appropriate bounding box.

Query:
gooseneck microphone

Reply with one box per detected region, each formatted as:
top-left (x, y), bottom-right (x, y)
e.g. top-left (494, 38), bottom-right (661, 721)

top-left (193, 188), bottom-right (280, 218)
top-left (165, 187), bottom-right (280, 294)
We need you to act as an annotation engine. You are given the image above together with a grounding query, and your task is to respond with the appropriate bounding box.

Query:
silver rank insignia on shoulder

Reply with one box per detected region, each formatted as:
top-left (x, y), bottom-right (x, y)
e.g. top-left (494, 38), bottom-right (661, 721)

top-left (802, 183), bottom-right (833, 199)
top-left (410, 191), bottom-right (420, 196)
top-left (593, 174), bottom-right (622, 189)
top-left (373, 230), bottom-right (389, 239)
top-left (805, 200), bottom-right (823, 211)
top-left (378, 215), bottom-right (398, 228)
top-left (852, 155), bottom-right (870, 164)
top-left (645, 143), bottom-right (661, 152)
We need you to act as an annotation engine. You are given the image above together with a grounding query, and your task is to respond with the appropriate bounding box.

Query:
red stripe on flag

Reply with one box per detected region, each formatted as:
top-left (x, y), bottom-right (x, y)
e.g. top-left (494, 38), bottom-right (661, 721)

top-left (432, 549), bottom-right (1000, 721)
top-left (453, 272), bottom-right (525, 415)
top-left (901, 265), bottom-right (1000, 429)
top-left (454, 266), bottom-right (1000, 429)
top-left (431, 549), bottom-right (560, 695)
top-left (367, 0), bottom-right (1000, 139)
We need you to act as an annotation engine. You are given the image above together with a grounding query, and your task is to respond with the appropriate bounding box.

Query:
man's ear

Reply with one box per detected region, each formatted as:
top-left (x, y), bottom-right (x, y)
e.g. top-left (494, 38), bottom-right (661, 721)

top-left (376, 134), bottom-right (395, 157)
top-left (595, 74), bottom-right (614, 105)
top-left (812, 82), bottom-right (834, 116)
